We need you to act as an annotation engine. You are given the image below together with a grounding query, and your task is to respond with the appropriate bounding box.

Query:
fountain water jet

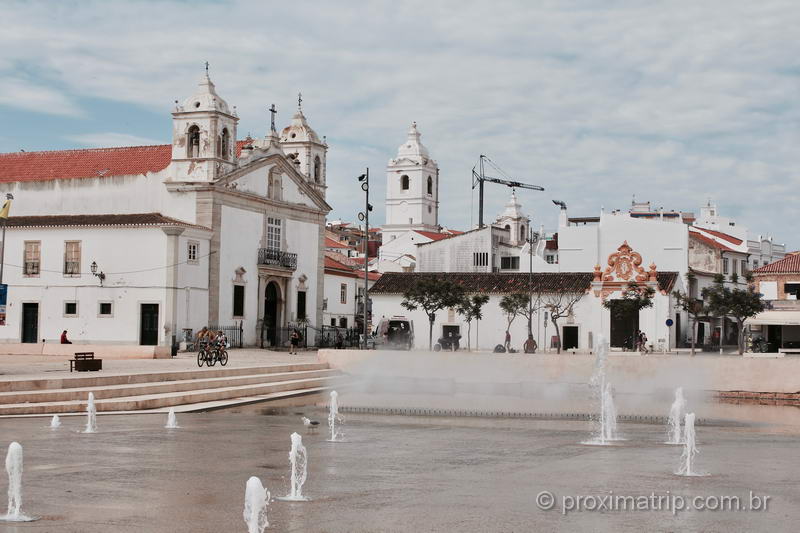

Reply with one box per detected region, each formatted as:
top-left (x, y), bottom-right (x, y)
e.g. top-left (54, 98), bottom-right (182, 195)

top-left (50, 415), bottom-right (61, 429)
top-left (243, 476), bottom-right (270, 533)
top-left (676, 413), bottom-right (706, 476)
top-left (277, 432), bottom-right (309, 501)
top-left (582, 335), bottom-right (622, 445)
top-left (83, 392), bottom-right (97, 433)
top-left (327, 390), bottom-right (344, 442)
top-left (0, 442), bottom-right (36, 522)
top-left (165, 408), bottom-right (179, 429)
top-left (666, 387), bottom-right (686, 444)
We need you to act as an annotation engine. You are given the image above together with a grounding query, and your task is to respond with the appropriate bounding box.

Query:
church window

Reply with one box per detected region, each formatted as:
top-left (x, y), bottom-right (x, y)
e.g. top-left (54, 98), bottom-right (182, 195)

top-left (187, 241), bottom-right (199, 264)
top-left (63, 241), bottom-right (81, 276)
top-left (268, 169), bottom-right (282, 201)
top-left (427, 176), bottom-right (433, 195)
top-left (233, 285), bottom-right (245, 318)
top-left (267, 217), bottom-right (282, 251)
top-left (504, 225), bottom-right (510, 232)
top-left (401, 175), bottom-right (409, 190)
top-left (520, 225), bottom-right (526, 241)
top-left (314, 156), bottom-right (321, 183)
top-left (23, 241), bottom-right (40, 276)
top-left (221, 128), bottom-right (230, 159)
top-left (187, 125), bottom-right (200, 158)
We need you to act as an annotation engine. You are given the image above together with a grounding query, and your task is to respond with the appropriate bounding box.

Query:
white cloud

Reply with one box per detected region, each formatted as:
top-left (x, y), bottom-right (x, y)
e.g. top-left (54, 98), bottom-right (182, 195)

top-left (64, 133), bottom-right (165, 148)
top-left (0, 77), bottom-right (83, 117)
top-left (0, 0), bottom-right (798, 244)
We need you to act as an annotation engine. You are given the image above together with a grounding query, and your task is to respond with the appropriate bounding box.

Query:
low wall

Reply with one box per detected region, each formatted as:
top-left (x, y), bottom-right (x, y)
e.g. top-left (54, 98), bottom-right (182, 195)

top-left (0, 343), bottom-right (170, 360)
top-left (319, 349), bottom-right (800, 394)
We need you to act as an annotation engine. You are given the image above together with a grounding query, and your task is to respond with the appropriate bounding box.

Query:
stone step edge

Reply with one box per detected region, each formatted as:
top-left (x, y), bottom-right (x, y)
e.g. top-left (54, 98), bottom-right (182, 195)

top-left (0, 362), bottom-right (330, 393)
top-left (0, 368), bottom-right (342, 404)
top-left (0, 376), bottom-right (350, 414)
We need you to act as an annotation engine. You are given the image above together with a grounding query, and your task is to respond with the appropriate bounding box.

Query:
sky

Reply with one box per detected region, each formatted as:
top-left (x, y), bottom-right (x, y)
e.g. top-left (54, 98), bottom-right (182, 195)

top-left (1, 0), bottom-right (798, 247)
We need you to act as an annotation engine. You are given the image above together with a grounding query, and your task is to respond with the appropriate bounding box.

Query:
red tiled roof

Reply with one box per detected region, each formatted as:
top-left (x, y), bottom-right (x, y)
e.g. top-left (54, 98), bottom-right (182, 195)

top-left (0, 141), bottom-right (248, 183)
top-left (325, 236), bottom-right (352, 249)
top-left (753, 255), bottom-right (800, 274)
top-left (370, 271), bottom-right (678, 294)
top-left (5, 213), bottom-right (209, 230)
top-left (689, 230), bottom-right (737, 253)
top-left (324, 256), bottom-right (381, 281)
top-left (415, 230), bottom-right (453, 242)
top-left (692, 226), bottom-right (743, 245)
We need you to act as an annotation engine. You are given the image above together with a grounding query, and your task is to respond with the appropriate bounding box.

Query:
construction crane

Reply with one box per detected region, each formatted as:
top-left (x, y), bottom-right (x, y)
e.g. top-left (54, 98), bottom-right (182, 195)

top-left (472, 154), bottom-right (544, 228)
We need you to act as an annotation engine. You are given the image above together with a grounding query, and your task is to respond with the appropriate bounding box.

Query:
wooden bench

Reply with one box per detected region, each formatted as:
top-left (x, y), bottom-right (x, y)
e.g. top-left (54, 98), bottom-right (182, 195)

top-left (70, 352), bottom-right (102, 372)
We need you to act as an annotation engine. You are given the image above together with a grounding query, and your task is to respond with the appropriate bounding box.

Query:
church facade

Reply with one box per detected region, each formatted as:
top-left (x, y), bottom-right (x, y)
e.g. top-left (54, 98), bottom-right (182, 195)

top-left (0, 73), bottom-right (330, 349)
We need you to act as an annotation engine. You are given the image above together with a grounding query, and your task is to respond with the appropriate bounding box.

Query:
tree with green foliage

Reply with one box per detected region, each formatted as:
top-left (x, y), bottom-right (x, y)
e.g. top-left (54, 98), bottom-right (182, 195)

top-left (401, 278), bottom-right (466, 350)
top-left (500, 293), bottom-right (528, 349)
top-left (672, 272), bottom-right (708, 356)
top-left (457, 293), bottom-right (490, 352)
top-left (702, 273), bottom-right (764, 355)
top-left (602, 282), bottom-right (655, 352)
top-left (542, 289), bottom-right (585, 354)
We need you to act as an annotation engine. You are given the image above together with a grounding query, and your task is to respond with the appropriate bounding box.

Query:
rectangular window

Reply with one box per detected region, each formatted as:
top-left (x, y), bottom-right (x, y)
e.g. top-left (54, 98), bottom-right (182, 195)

top-left (23, 241), bottom-right (40, 276)
top-left (731, 259), bottom-right (737, 276)
top-left (297, 291), bottom-right (307, 321)
top-left (473, 252), bottom-right (489, 267)
top-left (339, 317), bottom-right (348, 328)
top-left (64, 301), bottom-right (78, 317)
top-left (187, 241), bottom-right (199, 264)
top-left (267, 217), bottom-right (281, 251)
top-left (340, 283), bottom-right (347, 304)
top-left (98, 302), bottom-right (113, 317)
top-left (232, 285), bottom-right (245, 318)
top-left (741, 260), bottom-right (748, 275)
top-left (64, 241), bottom-right (81, 276)
top-left (331, 318), bottom-right (336, 326)
top-left (500, 256), bottom-right (520, 270)
top-left (722, 258), bottom-right (729, 275)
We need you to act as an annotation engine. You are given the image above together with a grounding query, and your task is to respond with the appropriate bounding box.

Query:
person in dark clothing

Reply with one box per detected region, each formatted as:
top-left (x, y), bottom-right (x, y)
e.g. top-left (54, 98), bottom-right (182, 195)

top-left (60, 330), bottom-right (72, 344)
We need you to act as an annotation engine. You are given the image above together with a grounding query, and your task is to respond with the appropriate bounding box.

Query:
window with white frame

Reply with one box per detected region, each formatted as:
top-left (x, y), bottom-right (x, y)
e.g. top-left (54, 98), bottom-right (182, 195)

top-left (473, 252), bottom-right (488, 267)
top-left (23, 241), bottom-right (40, 276)
top-left (187, 241), bottom-right (199, 264)
top-left (64, 301), bottom-right (78, 317)
top-left (267, 217), bottom-right (281, 250)
top-left (340, 283), bottom-right (347, 304)
top-left (64, 241), bottom-right (81, 276)
top-left (722, 258), bottom-right (729, 275)
top-left (741, 260), bottom-right (748, 276)
top-left (98, 301), bottom-right (113, 317)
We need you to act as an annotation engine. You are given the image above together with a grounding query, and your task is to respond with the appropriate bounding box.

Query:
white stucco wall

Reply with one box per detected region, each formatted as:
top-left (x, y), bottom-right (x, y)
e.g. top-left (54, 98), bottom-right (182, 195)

top-left (0, 226), bottom-right (173, 344)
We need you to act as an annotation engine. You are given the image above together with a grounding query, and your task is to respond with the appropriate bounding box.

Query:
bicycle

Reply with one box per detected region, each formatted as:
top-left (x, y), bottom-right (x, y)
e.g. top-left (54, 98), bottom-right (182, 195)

top-left (209, 340), bottom-right (229, 366)
top-left (197, 341), bottom-right (214, 367)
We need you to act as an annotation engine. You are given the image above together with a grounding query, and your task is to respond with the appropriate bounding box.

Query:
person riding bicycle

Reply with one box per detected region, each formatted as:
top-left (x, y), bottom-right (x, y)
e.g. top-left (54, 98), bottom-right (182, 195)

top-left (215, 331), bottom-right (228, 349)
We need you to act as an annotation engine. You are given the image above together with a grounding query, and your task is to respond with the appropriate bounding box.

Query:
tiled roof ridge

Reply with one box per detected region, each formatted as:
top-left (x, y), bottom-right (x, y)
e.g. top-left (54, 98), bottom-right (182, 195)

top-left (0, 144), bottom-right (169, 157)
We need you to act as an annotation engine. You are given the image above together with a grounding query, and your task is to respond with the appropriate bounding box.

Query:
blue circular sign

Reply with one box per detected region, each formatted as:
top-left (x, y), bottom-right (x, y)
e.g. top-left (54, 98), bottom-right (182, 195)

top-left (665, 319), bottom-right (674, 327)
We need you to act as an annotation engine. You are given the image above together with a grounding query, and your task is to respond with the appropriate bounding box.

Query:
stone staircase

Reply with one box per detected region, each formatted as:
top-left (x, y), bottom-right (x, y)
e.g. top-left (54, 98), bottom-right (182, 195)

top-left (0, 363), bottom-right (345, 416)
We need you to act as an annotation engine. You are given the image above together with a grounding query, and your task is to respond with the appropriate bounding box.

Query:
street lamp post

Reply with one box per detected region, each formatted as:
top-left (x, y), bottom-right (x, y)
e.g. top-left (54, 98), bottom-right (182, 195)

top-left (357, 170), bottom-right (372, 349)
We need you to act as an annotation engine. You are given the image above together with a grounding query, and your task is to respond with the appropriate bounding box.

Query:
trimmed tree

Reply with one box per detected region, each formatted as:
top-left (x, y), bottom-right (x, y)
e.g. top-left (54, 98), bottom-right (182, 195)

top-left (703, 273), bottom-right (764, 355)
top-left (602, 282), bottom-right (655, 352)
top-left (500, 293), bottom-right (528, 349)
top-left (401, 278), bottom-right (466, 350)
top-left (457, 294), bottom-right (490, 352)
top-left (543, 289), bottom-right (585, 354)
top-left (672, 272), bottom-right (708, 356)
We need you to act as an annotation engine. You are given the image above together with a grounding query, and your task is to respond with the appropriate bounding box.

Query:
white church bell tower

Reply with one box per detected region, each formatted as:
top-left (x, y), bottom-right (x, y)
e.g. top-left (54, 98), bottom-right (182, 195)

top-left (382, 122), bottom-right (439, 243)
top-left (170, 67), bottom-right (238, 182)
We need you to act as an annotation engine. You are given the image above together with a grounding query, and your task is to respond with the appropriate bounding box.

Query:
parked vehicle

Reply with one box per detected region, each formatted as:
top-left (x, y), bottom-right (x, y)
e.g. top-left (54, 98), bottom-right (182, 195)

top-left (373, 317), bottom-right (414, 350)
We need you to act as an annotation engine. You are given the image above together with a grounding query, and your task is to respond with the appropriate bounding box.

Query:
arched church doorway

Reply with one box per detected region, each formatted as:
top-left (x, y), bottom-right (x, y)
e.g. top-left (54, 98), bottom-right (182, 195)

top-left (264, 282), bottom-right (280, 347)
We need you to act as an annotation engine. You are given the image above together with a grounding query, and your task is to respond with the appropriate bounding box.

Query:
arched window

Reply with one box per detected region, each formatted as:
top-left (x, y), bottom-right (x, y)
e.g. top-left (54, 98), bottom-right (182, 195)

top-left (401, 175), bottom-right (410, 190)
top-left (427, 176), bottom-right (433, 195)
top-left (314, 156), bottom-right (321, 183)
top-left (221, 128), bottom-right (230, 159)
top-left (187, 125), bottom-right (200, 158)
top-left (504, 224), bottom-right (511, 232)
top-left (520, 225), bottom-right (526, 242)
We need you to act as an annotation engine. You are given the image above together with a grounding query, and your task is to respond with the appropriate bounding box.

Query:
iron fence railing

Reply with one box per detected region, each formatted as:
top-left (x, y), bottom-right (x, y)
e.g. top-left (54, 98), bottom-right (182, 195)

top-left (257, 248), bottom-right (297, 270)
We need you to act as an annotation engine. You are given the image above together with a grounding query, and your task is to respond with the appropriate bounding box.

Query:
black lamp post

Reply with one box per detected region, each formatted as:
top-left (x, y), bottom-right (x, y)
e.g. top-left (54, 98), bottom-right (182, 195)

top-left (90, 261), bottom-right (106, 285)
top-left (357, 169), bottom-right (372, 349)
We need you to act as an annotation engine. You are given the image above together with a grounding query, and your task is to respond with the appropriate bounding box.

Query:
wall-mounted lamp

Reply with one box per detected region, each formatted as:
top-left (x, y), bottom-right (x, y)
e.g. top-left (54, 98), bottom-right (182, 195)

top-left (90, 261), bottom-right (106, 285)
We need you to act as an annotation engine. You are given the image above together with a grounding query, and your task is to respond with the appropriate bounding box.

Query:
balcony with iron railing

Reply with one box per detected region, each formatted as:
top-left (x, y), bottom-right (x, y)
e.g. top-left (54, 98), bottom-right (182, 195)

top-left (258, 248), bottom-right (297, 270)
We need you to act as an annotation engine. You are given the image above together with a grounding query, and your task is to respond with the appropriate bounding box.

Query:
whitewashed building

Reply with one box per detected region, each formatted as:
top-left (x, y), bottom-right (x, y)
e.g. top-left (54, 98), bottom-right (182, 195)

top-left (0, 73), bottom-right (330, 349)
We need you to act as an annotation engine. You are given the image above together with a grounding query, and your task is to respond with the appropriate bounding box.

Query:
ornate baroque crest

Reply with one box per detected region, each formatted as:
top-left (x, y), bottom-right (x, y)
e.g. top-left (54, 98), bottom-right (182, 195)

top-left (603, 241), bottom-right (648, 282)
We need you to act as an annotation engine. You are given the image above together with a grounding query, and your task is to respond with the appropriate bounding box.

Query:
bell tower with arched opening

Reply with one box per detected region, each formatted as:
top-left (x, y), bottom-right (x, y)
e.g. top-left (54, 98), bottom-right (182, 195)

top-left (382, 122), bottom-right (439, 243)
top-left (170, 69), bottom-right (238, 181)
top-left (279, 94), bottom-right (328, 198)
